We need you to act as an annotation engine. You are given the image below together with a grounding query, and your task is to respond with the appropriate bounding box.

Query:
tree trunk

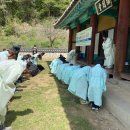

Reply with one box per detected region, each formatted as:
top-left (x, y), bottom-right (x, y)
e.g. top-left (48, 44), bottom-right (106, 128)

top-left (49, 37), bottom-right (55, 47)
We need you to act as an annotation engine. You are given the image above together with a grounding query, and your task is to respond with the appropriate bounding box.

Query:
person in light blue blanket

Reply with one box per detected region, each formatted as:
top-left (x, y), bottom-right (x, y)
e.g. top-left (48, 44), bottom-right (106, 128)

top-left (49, 59), bottom-right (63, 74)
top-left (68, 66), bottom-right (91, 101)
top-left (60, 65), bottom-right (71, 82)
top-left (56, 63), bottom-right (70, 80)
top-left (88, 64), bottom-right (107, 110)
top-left (49, 59), bottom-right (57, 69)
top-left (63, 65), bottom-right (80, 85)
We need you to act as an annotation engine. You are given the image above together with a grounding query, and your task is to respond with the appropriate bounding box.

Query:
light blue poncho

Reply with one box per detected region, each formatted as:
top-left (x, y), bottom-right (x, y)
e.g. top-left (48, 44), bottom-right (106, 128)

top-left (62, 65), bottom-right (80, 85)
top-left (60, 65), bottom-right (71, 82)
top-left (68, 66), bottom-right (91, 100)
top-left (56, 63), bottom-right (70, 80)
top-left (49, 59), bottom-right (63, 74)
top-left (88, 64), bottom-right (107, 106)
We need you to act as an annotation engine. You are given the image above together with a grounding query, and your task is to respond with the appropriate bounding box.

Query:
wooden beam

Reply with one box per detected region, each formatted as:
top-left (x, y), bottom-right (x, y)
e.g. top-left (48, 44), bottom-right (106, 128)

top-left (76, 24), bottom-right (81, 60)
top-left (101, 9), bottom-right (118, 18)
top-left (86, 24), bottom-right (91, 64)
top-left (114, 0), bottom-right (130, 78)
top-left (89, 14), bottom-right (97, 64)
top-left (68, 28), bottom-right (73, 52)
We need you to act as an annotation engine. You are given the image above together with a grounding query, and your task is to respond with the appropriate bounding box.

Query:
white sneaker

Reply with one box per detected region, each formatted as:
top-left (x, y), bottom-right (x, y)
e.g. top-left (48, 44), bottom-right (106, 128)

top-left (95, 108), bottom-right (100, 111)
top-left (91, 107), bottom-right (96, 110)
top-left (80, 99), bottom-right (89, 105)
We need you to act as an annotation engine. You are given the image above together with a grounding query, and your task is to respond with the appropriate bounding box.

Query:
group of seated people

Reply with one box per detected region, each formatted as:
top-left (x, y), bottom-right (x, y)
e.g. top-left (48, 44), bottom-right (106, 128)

top-left (0, 45), bottom-right (45, 130)
top-left (50, 53), bottom-right (107, 111)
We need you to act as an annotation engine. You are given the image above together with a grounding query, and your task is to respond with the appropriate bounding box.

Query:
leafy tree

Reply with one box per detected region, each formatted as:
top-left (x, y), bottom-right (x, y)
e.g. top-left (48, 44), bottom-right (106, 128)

top-left (0, 0), bottom-right (71, 26)
top-left (42, 17), bottom-right (66, 47)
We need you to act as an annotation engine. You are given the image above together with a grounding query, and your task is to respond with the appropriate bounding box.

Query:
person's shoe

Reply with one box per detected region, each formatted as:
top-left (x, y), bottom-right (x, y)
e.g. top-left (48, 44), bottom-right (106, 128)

top-left (90, 102), bottom-right (94, 107)
top-left (80, 99), bottom-right (89, 105)
top-left (91, 107), bottom-right (96, 110)
top-left (95, 108), bottom-right (99, 112)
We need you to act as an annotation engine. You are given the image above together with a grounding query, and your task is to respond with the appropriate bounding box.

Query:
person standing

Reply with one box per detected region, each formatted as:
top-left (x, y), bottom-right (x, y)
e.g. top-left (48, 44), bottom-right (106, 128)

top-left (32, 45), bottom-right (37, 55)
top-left (102, 31), bottom-right (114, 69)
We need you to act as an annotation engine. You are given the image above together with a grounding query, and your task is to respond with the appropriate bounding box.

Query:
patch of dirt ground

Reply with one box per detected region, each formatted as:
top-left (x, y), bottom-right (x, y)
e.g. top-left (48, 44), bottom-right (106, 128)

top-left (76, 105), bottom-right (124, 130)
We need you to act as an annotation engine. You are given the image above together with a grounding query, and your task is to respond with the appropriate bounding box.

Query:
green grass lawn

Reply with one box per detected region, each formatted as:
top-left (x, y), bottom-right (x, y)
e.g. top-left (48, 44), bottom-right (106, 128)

top-left (5, 60), bottom-right (94, 130)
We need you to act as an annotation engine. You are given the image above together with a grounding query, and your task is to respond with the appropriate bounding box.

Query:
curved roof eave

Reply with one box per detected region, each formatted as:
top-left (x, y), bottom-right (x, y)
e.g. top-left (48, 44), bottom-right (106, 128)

top-left (54, 0), bottom-right (80, 28)
top-left (54, 0), bottom-right (119, 29)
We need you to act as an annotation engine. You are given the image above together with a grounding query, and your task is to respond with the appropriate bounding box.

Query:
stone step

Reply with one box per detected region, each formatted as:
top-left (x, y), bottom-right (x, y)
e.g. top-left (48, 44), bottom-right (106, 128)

top-left (118, 80), bottom-right (130, 90)
top-left (103, 82), bottom-right (130, 130)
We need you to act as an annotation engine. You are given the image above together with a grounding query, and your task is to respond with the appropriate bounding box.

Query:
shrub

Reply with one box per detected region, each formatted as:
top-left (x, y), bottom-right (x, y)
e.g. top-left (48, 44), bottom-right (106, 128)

top-left (4, 24), bottom-right (15, 36)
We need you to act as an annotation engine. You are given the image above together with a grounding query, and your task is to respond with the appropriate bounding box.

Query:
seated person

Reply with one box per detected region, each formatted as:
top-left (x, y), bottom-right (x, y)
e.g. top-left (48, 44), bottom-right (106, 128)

top-left (27, 62), bottom-right (44, 77)
top-left (59, 54), bottom-right (68, 63)
top-left (31, 52), bottom-right (45, 65)
top-left (66, 49), bottom-right (77, 65)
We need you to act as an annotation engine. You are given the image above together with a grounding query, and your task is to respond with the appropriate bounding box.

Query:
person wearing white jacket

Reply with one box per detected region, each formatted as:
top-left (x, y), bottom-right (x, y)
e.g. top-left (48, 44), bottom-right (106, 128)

top-left (0, 45), bottom-right (26, 130)
top-left (102, 31), bottom-right (114, 69)
top-left (0, 59), bottom-right (26, 130)
top-left (66, 49), bottom-right (77, 65)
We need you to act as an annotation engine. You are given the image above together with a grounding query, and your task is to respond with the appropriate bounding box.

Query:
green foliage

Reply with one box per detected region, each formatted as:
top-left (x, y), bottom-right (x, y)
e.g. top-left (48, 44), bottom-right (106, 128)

top-left (0, 0), bottom-right (71, 25)
top-left (4, 23), bottom-right (15, 36)
top-left (40, 41), bottom-right (50, 48)
top-left (0, 28), bottom-right (68, 50)
top-left (0, 0), bottom-right (70, 49)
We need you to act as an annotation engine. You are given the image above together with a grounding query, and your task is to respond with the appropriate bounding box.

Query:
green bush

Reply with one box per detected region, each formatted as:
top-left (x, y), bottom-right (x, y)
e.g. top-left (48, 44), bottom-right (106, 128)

top-left (40, 41), bottom-right (50, 48)
top-left (4, 24), bottom-right (15, 36)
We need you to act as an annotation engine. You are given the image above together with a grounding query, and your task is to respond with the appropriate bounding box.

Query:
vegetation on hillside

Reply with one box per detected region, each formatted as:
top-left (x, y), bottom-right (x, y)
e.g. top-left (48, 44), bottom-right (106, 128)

top-left (0, 0), bottom-right (70, 25)
top-left (0, 0), bottom-right (70, 49)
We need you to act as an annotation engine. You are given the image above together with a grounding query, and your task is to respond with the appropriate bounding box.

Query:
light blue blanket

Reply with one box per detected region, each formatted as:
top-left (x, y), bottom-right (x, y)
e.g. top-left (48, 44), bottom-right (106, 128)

top-left (88, 64), bottom-right (107, 106)
top-left (68, 66), bottom-right (91, 100)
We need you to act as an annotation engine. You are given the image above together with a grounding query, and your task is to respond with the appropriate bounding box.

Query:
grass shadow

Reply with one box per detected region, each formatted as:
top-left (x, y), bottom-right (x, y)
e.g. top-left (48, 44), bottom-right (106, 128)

top-left (10, 96), bottom-right (22, 102)
top-left (5, 109), bottom-right (33, 127)
top-left (18, 85), bottom-right (28, 88)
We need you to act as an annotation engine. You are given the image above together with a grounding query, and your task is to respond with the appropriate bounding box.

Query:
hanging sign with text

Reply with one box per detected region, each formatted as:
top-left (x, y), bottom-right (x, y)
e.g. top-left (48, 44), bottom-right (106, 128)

top-left (95, 0), bottom-right (113, 15)
top-left (76, 27), bottom-right (92, 46)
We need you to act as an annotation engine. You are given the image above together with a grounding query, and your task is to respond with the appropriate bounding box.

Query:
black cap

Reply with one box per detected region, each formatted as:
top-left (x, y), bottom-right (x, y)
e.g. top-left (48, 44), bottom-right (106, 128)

top-left (10, 45), bottom-right (21, 54)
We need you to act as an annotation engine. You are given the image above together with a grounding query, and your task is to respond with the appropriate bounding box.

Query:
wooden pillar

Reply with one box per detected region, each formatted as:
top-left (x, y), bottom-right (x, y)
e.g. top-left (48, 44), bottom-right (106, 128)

top-left (76, 24), bottom-right (81, 60)
top-left (89, 14), bottom-right (97, 64)
top-left (114, 0), bottom-right (130, 77)
top-left (86, 30), bottom-right (90, 64)
top-left (114, 20), bottom-right (118, 45)
top-left (68, 28), bottom-right (73, 52)
top-left (85, 46), bottom-right (89, 64)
